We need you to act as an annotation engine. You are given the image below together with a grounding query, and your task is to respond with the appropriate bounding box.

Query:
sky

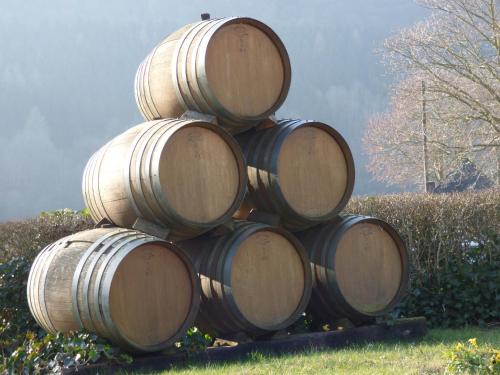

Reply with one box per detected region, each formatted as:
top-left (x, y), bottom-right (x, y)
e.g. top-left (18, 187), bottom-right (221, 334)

top-left (0, 0), bottom-right (427, 221)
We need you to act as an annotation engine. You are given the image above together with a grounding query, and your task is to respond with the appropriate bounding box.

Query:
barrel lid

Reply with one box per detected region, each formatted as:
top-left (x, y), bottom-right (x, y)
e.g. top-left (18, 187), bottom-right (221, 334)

top-left (334, 222), bottom-right (404, 314)
top-left (204, 19), bottom-right (288, 118)
top-left (108, 243), bottom-right (194, 347)
top-left (277, 124), bottom-right (349, 218)
top-left (158, 124), bottom-right (241, 223)
top-left (229, 229), bottom-right (305, 329)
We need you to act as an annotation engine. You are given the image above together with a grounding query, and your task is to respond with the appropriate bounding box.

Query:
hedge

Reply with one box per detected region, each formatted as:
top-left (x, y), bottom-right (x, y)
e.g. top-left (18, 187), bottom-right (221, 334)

top-left (0, 209), bottom-right (93, 263)
top-left (345, 190), bottom-right (498, 273)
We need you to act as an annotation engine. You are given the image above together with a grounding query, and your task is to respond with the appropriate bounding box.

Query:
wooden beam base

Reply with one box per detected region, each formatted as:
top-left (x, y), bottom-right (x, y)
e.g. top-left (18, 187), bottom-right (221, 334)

top-left (61, 317), bottom-right (426, 375)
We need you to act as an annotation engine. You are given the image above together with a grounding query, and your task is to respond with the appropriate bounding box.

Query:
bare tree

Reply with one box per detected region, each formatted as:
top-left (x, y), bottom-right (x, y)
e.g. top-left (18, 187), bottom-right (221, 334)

top-left (365, 0), bottom-right (500, 188)
top-left (364, 76), bottom-right (496, 189)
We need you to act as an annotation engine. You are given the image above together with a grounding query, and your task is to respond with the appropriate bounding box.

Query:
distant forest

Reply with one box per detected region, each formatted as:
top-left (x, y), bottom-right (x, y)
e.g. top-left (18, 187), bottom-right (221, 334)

top-left (0, 0), bottom-right (426, 220)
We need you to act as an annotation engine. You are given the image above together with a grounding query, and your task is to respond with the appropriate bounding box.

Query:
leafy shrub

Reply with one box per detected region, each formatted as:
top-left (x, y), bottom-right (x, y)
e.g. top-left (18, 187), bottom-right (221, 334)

top-left (0, 256), bottom-right (133, 374)
top-left (287, 313), bottom-right (316, 334)
top-left (0, 224), bottom-right (212, 373)
top-left (444, 338), bottom-right (500, 374)
top-left (346, 190), bottom-right (500, 327)
top-left (0, 257), bottom-right (36, 341)
top-left (0, 210), bottom-right (128, 374)
top-left (0, 209), bottom-right (93, 262)
top-left (3, 331), bottom-right (132, 375)
top-left (398, 244), bottom-right (499, 328)
top-left (175, 327), bottom-right (213, 355)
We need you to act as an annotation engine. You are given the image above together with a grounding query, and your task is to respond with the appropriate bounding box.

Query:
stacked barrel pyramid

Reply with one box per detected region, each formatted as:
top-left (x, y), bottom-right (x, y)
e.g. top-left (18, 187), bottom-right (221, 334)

top-left (27, 16), bottom-right (409, 353)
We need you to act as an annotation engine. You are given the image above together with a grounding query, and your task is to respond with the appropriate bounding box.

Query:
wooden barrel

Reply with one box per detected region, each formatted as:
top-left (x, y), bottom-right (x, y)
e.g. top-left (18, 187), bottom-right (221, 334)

top-left (82, 119), bottom-right (247, 240)
top-left (27, 228), bottom-right (199, 353)
top-left (295, 215), bottom-right (409, 325)
top-left (234, 119), bottom-right (355, 231)
top-left (135, 17), bottom-right (291, 134)
top-left (180, 221), bottom-right (312, 338)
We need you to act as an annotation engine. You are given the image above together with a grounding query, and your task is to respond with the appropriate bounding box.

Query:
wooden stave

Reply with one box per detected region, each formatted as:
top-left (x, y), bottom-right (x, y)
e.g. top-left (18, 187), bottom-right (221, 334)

top-left (73, 230), bottom-right (138, 334)
top-left (234, 119), bottom-right (355, 231)
top-left (296, 217), bottom-right (353, 322)
top-left (184, 226), bottom-right (262, 336)
top-left (27, 241), bottom-right (61, 333)
top-left (135, 20), bottom-right (204, 121)
top-left (142, 43), bottom-right (164, 119)
top-left (203, 223), bottom-right (271, 335)
top-left (26, 230), bottom-right (111, 334)
top-left (82, 119), bottom-right (247, 240)
top-left (181, 221), bottom-right (312, 338)
top-left (181, 230), bottom-right (256, 336)
top-left (27, 229), bottom-right (112, 334)
top-left (86, 138), bottom-right (125, 224)
top-left (134, 17), bottom-right (291, 134)
top-left (135, 19), bottom-right (222, 123)
top-left (199, 232), bottom-right (252, 335)
top-left (27, 228), bottom-right (200, 353)
top-left (178, 20), bottom-right (217, 114)
top-left (129, 119), bottom-right (186, 228)
top-left (135, 51), bottom-right (152, 119)
top-left (83, 126), bottom-right (141, 229)
top-left (75, 231), bottom-right (157, 348)
top-left (154, 22), bottom-right (197, 117)
top-left (134, 23), bottom-right (194, 121)
top-left (81, 148), bottom-right (105, 223)
top-left (236, 120), bottom-right (310, 226)
top-left (125, 120), bottom-right (169, 226)
top-left (295, 215), bottom-right (409, 324)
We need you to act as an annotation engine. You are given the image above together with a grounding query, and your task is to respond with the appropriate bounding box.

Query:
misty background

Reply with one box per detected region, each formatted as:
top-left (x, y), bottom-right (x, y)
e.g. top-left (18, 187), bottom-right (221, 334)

top-left (0, 0), bottom-right (427, 221)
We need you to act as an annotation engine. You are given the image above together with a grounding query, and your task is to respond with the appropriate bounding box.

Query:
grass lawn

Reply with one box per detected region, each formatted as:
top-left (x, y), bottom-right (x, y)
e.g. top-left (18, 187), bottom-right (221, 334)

top-left (128, 328), bottom-right (499, 375)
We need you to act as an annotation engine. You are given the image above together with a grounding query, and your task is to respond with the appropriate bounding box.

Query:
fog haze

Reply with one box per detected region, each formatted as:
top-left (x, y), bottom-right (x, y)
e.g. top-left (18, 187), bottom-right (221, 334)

top-left (0, 0), bottom-right (426, 221)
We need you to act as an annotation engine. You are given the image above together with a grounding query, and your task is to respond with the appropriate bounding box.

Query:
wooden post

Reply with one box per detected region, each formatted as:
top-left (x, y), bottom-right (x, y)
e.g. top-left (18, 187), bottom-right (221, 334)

top-left (421, 81), bottom-right (430, 193)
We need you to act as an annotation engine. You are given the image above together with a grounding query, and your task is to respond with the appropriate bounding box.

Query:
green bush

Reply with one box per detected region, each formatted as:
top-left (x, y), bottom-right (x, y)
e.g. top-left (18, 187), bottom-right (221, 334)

top-left (397, 244), bottom-right (499, 328)
top-left (346, 190), bottom-right (500, 327)
top-left (0, 257), bottom-right (38, 352)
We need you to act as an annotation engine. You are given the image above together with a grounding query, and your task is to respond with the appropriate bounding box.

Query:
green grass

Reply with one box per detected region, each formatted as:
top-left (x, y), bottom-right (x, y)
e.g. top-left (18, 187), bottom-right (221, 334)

top-left (128, 328), bottom-right (499, 375)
